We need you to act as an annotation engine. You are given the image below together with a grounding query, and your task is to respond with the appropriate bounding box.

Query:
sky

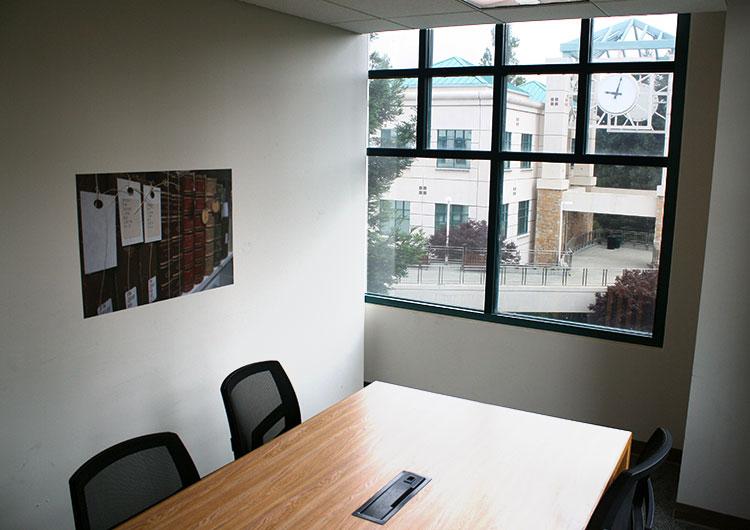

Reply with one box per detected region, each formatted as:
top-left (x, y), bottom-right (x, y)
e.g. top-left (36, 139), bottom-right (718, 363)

top-left (370, 14), bottom-right (677, 69)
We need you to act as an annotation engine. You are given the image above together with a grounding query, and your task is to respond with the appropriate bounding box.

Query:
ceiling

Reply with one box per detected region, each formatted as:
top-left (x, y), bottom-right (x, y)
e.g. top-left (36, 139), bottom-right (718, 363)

top-left (238, 0), bottom-right (726, 32)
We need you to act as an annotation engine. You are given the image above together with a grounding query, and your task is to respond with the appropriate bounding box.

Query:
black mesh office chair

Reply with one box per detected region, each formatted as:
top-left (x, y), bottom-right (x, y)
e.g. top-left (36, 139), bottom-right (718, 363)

top-left (221, 360), bottom-right (301, 459)
top-left (69, 432), bottom-right (200, 530)
top-left (587, 427), bottom-right (672, 530)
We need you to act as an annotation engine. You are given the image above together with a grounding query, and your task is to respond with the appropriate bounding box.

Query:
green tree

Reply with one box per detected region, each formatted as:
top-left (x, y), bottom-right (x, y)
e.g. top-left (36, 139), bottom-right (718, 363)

top-left (367, 38), bottom-right (427, 294)
top-left (480, 27), bottom-right (525, 86)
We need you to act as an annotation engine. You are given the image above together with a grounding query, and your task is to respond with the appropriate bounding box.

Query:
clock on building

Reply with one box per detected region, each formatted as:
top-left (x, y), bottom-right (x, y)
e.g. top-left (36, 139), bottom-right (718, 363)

top-left (595, 74), bottom-right (639, 116)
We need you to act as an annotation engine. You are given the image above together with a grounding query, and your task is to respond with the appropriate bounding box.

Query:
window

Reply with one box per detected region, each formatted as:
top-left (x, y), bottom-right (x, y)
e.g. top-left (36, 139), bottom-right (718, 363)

top-left (380, 128), bottom-right (395, 148)
top-left (434, 203), bottom-right (447, 231)
top-left (503, 132), bottom-right (511, 169)
top-left (379, 200), bottom-right (410, 236)
top-left (435, 203), bottom-right (469, 231)
top-left (518, 200), bottom-right (529, 235)
top-left (499, 204), bottom-right (508, 241)
top-left (367, 15), bottom-right (686, 345)
top-left (520, 134), bottom-right (532, 168)
top-left (437, 130), bottom-right (471, 169)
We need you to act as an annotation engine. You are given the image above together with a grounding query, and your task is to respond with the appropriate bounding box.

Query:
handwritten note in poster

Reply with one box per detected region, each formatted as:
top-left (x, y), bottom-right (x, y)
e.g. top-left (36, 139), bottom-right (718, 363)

top-left (80, 191), bottom-right (117, 274)
top-left (117, 178), bottom-right (144, 246)
top-left (148, 276), bottom-right (157, 303)
top-left (143, 185), bottom-right (162, 243)
top-left (125, 286), bottom-right (138, 309)
top-left (97, 298), bottom-right (113, 315)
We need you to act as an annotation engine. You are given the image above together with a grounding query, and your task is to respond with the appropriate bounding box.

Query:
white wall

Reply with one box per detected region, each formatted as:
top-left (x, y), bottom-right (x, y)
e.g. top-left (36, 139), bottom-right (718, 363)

top-left (677, 1), bottom-right (750, 519)
top-left (365, 13), bottom-right (724, 447)
top-left (0, 1), bottom-right (365, 528)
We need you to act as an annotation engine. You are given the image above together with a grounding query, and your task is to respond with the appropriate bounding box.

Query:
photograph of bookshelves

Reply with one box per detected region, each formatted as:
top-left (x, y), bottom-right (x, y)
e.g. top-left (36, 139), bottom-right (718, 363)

top-left (76, 169), bottom-right (233, 318)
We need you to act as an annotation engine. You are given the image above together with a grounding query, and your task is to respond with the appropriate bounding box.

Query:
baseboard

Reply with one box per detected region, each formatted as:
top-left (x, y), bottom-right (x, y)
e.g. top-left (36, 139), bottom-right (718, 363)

top-left (630, 439), bottom-right (683, 464)
top-left (674, 503), bottom-right (750, 529)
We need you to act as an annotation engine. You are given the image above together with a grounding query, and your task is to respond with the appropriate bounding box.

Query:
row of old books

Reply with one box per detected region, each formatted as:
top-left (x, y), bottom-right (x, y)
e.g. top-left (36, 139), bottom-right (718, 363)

top-left (158, 172), bottom-right (231, 298)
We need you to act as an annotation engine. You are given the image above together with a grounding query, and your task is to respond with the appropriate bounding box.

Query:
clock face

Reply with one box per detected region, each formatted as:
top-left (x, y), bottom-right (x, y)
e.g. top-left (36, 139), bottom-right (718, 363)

top-left (596, 74), bottom-right (639, 116)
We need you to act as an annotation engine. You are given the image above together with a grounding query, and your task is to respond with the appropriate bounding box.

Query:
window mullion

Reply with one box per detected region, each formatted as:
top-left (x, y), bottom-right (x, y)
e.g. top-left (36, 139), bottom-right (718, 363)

top-left (416, 29), bottom-right (432, 150)
top-left (575, 19), bottom-right (592, 156)
top-left (484, 23), bottom-right (506, 315)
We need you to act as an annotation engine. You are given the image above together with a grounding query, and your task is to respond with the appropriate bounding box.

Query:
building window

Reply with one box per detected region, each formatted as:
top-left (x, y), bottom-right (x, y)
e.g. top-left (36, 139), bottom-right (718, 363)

top-left (366, 14), bottom-right (686, 345)
top-left (380, 128), bottom-right (396, 148)
top-left (435, 203), bottom-right (468, 232)
top-left (520, 134), bottom-right (532, 169)
top-left (518, 200), bottom-right (529, 235)
top-left (379, 200), bottom-right (410, 235)
top-left (437, 130), bottom-right (471, 169)
top-left (503, 132), bottom-right (512, 169)
top-left (500, 203), bottom-right (508, 241)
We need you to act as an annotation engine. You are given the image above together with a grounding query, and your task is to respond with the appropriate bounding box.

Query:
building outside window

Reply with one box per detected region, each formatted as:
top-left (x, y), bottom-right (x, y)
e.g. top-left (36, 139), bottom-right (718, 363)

top-left (518, 200), bottom-right (529, 235)
top-left (437, 130), bottom-right (471, 169)
top-left (366, 15), bottom-right (685, 344)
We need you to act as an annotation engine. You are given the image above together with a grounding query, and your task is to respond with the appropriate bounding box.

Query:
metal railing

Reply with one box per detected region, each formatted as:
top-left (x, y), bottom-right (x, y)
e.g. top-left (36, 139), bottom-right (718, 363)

top-left (394, 263), bottom-right (657, 288)
top-left (426, 246), bottom-right (571, 267)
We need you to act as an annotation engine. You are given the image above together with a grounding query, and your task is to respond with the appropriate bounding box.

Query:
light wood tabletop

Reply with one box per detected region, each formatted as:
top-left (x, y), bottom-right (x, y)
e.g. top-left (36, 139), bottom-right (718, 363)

top-left (120, 382), bottom-right (631, 530)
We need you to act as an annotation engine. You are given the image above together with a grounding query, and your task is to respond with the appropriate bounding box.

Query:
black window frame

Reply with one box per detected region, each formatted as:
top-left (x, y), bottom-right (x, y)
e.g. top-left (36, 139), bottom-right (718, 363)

top-left (366, 15), bottom-right (690, 347)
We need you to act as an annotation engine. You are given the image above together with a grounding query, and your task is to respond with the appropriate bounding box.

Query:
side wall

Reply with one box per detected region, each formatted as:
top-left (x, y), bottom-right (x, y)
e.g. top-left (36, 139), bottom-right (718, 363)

top-left (0, 1), bottom-right (366, 528)
top-left (677, 1), bottom-right (750, 519)
top-left (365, 13), bottom-right (724, 447)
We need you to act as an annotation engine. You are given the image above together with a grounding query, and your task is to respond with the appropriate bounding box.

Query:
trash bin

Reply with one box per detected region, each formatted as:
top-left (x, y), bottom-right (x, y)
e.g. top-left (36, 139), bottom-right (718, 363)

top-left (606, 235), bottom-right (622, 250)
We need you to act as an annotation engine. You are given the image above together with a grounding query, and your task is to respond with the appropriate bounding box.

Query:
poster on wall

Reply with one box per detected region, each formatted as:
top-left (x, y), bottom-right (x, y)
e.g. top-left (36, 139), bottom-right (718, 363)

top-left (76, 169), bottom-right (233, 318)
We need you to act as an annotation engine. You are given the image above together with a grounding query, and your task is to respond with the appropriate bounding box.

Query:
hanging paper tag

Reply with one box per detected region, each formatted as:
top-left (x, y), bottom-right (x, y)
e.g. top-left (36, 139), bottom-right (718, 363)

top-left (148, 276), bottom-right (157, 303)
top-left (117, 178), bottom-right (144, 246)
top-left (143, 185), bottom-right (162, 243)
top-left (125, 286), bottom-right (138, 308)
top-left (80, 191), bottom-right (118, 274)
top-left (97, 298), bottom-right (113, 315)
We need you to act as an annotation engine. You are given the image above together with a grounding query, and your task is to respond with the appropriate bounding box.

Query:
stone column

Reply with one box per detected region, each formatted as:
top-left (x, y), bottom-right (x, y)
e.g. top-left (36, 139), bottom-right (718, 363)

top-left (534, 183), bottom-right (567, 265)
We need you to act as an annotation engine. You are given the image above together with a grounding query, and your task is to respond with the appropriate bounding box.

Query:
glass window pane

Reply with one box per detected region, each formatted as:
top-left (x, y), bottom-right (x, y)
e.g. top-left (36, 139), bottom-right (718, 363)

top-left (369, 30), bottom-right (419, 70)
top-left (367, 156), bottom-right (490, 311)
top-left (505, 19), bottom-right (581, 65)
top-left (432, 24), bottom-right (496, 67)
top-left (368, 78), bottom-right (417, 148)
top-left (587, 72), bottom-right (673, 156)
top-left (591, 15), bottom-right (677, 63)
top-left (504, 74), bottom-right (577, 154)
top-left (495, 163), bottom-right (667, 337)
top-left (430, 76), bottom-right (493, 151)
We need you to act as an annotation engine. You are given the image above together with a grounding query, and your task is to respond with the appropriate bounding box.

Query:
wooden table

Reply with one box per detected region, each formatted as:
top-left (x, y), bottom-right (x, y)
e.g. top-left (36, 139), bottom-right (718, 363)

top-left (121, 382), bottom-right (631, 529)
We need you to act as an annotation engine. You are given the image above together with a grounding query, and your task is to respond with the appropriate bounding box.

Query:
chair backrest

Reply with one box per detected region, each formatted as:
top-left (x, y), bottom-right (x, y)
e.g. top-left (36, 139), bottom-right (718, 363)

top-left (587, 428), bottom-right (672, 530)
top-left (69, 432), bottom-right (200, 530)
top-left (221, 360), bottom-right (301, 459)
